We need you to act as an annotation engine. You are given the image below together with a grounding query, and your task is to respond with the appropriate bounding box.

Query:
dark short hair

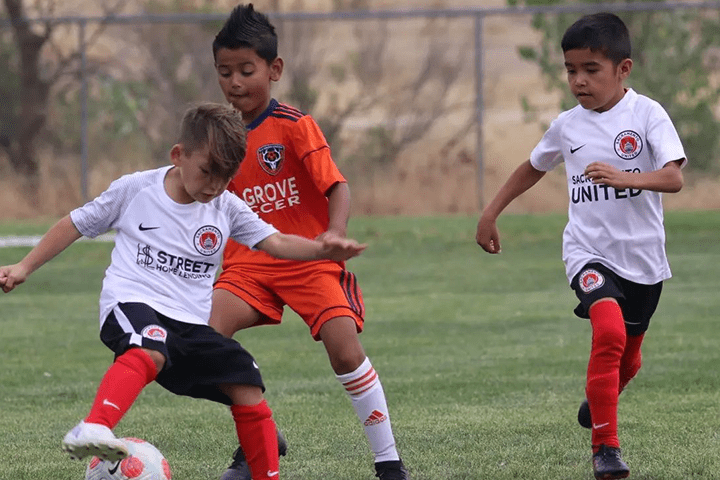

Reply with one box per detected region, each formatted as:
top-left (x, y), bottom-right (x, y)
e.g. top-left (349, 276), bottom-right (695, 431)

top-left (178, 103), bottom-right (246, 180)
top-left (212, 3), bottom-right (278, 63)
top-left (561, 12), bottom-right (631, 65)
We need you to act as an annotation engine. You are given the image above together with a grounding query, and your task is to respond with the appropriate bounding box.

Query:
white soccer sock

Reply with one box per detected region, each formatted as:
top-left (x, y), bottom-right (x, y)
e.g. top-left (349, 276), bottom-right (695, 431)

top-left (336, 357), bottom-right (400, 463)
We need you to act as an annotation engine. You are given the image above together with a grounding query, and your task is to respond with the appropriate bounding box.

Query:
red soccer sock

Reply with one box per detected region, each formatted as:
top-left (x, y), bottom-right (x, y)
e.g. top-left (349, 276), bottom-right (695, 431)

top-left (619, 333), bottom-right (644, 393)
top-left (586, 300), bottom-right (626, 451)
top-left (231, 400), bottom-right (279, 480)
top-left (85, 348), bottom-right (158, 429)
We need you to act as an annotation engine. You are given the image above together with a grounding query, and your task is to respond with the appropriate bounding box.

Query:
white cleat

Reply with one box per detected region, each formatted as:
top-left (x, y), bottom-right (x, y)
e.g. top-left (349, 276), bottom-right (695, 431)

top-left (61, 421), bottom-right (128, 461)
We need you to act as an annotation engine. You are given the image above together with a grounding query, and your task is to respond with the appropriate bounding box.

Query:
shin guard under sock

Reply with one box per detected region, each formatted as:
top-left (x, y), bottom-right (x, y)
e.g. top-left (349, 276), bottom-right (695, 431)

top-left (231, 400), bottom-right (279, 480)
top-left (85, 348), bottom-right (158, 428)
top-left (587, 300), bottom-right (626, 450)
top-left (619, 333), bottom-right (644, 393)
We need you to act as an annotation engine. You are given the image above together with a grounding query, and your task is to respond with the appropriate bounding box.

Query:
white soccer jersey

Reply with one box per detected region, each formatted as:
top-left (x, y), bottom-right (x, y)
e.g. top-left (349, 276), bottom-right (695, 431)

top-left (530, 88), bottom-right (686, 285)
top-left (70, 166), bottom-right (278, 327)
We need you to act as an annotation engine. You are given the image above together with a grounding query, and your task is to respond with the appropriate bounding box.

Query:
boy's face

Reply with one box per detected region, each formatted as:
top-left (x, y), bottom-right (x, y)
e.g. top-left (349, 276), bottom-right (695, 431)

top-left (170, 144), bottom-right (231, 204)
top-left (215, 47), bottom-right (283, 125)
top-left (564, 48), bottom-right (632, 113)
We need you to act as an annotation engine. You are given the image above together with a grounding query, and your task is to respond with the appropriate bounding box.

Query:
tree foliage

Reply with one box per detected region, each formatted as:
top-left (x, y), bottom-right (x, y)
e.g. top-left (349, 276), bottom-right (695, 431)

top-left (1, 0), bottom-right (130, 179)
top-left (513, 0), bottom-right (720, 171)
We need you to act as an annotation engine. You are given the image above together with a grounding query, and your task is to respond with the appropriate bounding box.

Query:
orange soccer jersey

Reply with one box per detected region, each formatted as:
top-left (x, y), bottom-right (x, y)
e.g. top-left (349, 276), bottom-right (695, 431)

top-left (223, 99), bottom-right (346, 266)
top-left (217, 99), bottom-right (364, 337)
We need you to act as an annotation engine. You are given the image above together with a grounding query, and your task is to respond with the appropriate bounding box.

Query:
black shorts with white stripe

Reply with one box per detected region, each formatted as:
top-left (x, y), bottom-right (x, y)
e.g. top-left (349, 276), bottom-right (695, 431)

top-left (101, 302), bottom-right (264, 405)
top-left (570, 262), bottom-right (663, 336)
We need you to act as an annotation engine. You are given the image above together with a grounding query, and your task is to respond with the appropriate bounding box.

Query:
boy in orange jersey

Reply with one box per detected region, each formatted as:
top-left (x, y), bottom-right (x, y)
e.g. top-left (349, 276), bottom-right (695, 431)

top-left (209, 4), bottom-right (409, 480)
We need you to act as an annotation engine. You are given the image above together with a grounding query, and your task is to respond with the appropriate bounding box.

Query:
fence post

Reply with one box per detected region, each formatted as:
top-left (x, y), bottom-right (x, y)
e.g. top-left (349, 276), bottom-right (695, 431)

top-left (79, 18), bottom-right (89, 203)
top-left (474, 13), bottom-right (484, 212)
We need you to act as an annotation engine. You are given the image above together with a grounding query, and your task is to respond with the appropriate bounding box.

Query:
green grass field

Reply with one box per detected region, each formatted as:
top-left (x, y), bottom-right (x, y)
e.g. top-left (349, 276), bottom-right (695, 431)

top-left (1, 212), bottom-right (719, 480)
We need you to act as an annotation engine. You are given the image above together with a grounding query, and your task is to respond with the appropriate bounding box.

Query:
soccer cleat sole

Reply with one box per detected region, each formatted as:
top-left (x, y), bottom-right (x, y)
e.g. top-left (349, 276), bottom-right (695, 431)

top-left (62, 440), bottom-right (128, 462)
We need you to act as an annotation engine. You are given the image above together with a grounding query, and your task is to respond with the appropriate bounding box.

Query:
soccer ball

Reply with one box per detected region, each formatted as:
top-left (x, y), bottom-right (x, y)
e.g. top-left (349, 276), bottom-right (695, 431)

top-left (85, 437), bottom-right (172, 480)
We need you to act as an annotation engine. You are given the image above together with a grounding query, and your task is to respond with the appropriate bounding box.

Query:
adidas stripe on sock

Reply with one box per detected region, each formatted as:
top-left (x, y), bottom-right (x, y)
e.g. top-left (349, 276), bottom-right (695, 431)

top-left (337, 357), bottom-right (400, 463)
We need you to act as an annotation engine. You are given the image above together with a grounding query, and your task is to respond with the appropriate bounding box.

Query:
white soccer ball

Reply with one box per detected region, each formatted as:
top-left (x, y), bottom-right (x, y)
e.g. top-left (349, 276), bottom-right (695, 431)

top-left (85, 437), bottom-right (172, 480)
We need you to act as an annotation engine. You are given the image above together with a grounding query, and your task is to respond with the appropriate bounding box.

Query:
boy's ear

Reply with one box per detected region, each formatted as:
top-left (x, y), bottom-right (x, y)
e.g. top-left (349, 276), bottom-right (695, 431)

top-left (170, 144), bottom-right (184, 166)
top-left (270, 57), bottom-right (284, 82)
top-left (618, 58), bottom-right (633, 79)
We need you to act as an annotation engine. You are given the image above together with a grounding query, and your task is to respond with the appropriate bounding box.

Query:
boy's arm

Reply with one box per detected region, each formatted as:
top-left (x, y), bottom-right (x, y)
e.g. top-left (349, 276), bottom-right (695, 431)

top-left (255, 231), bottom-right (366, 262)
top-left (322, 181), bottom-right (351, 239)
top-left (0, 215), bottom-right (82, 293)
top-left (584, 160), bottom-right (684, 193)
top-left (476, 159), bottom-right (546, 254)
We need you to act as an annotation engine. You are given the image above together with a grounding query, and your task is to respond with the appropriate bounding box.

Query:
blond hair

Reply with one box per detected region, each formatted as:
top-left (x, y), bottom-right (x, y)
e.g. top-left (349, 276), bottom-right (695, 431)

top-left (178, 103), bottom-right (246, 179)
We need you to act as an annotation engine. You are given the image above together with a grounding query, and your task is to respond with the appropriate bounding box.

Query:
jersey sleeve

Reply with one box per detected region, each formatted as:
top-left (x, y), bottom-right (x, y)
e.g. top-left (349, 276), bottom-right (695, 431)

top-left (646, 101), bottom-right (687, 169)
top-left (296, 116), bottom-right (346, 195)
top-left (222, 192), bottom-right (278, 248)
top-left (69, 172), bottom-right (141, 238)
top-left (530, 116), bottom-right (565, 172)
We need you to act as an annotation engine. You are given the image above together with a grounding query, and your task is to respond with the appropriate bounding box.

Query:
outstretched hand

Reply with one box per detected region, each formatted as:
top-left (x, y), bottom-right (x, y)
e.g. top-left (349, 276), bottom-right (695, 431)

top-left (0, 263), bottom-right (29, 293)
top-left (317, 231), bottom-right (367, 261)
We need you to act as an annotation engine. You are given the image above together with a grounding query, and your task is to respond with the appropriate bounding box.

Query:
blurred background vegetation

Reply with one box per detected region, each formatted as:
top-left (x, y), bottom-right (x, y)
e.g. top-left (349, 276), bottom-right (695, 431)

top-left (1, 0), bottom-right (719, 218)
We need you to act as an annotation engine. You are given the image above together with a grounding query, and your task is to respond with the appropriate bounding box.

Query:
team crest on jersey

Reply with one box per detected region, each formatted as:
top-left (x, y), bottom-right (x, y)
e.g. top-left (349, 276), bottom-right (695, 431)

top-left (193, 225), bottom-right (222, 256)
top-left (579, 269), bottom-right (605, 293)
top-left (257, 144), bottom-right (285, 175)
top-left (141, 325), bottom-right (167, 342)
top-left (614, 130), bottom-right (643, 160)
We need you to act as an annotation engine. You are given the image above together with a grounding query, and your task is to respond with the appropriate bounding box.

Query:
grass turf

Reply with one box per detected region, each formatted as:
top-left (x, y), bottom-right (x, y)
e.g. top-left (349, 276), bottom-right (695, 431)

top-left (1, 211), bottom-right (719, 479)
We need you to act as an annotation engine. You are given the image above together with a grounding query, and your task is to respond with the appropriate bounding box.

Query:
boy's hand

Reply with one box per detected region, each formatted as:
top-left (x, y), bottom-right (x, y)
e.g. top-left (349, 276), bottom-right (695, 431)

top-left (584, 162), bottom-right (630, 189)
top-left (0, 263), bottom-right (29, 293)
top-left (315, 230), bottom-right (345, 243)
top-left (476, 215), bottom-right (502, 254)
top-left (319, 235), bottom-right (367, 261)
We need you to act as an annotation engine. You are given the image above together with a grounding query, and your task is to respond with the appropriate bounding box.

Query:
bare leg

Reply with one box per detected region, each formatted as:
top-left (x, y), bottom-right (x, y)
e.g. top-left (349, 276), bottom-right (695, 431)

top-left (210, 288), bottom-right (262, 337)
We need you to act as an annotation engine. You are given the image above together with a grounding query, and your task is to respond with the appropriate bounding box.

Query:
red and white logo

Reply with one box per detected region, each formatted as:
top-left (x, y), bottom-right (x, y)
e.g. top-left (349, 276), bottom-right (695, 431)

top-left (614, 130), bottom-right (643, 160)
top-left (194, 225), bottom-right (222, 256)
top-left (364, 409), bottom-right (387, 426)
top-left (257, 144), bottom-right (285, 175)
top-left (579, 269), bottom-right (605, 293)
top-left (141, 325), bottom-right (168, 342)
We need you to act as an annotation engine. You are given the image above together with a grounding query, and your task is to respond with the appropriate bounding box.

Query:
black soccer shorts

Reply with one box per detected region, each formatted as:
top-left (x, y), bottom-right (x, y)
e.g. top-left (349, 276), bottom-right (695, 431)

top-left (100, 302), bottom-right (264, 405)
top-left (570, 262), bottom-right (663, 336)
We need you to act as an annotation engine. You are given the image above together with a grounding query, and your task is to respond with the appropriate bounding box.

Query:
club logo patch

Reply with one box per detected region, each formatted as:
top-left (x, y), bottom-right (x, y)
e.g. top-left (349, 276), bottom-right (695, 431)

top-left (194, 225), bottom-right (222, 256)
top-left (141, 324), bottom-right (167, 342)
top-left (257, 144), bottom-right (285, 175)
top-left (579, 269), bottom-right (605, 293)
top-left (614, 130), bottom-right (643, 160)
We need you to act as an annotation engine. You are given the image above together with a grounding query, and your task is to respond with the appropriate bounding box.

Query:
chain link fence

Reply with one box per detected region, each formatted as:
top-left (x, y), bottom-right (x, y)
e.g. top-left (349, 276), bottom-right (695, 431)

top-left (1, 2), bottom-right (719, 216)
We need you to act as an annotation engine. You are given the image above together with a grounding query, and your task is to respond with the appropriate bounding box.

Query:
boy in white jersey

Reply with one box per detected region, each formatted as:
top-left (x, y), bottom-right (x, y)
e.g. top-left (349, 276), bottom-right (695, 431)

top-left (475, 13), bottom-right (685, 480)
top-left (0, 103), bottom-right (365, 480)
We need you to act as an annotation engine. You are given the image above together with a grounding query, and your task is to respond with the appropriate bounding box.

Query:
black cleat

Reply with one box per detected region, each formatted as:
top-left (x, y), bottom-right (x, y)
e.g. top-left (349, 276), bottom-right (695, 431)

top-left (375, 459), bottom-right (410, 480)
top-left (578, 398), bottom-right (592, 429)
top-left (592, 445), bottom-right (629, 479)
top-left (219, 428), bottom-right (287, 480)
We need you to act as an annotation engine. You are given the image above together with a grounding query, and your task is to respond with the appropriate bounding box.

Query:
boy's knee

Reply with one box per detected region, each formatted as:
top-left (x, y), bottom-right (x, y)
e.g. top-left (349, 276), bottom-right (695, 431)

top-left (329, 350), bottom-right (366, 375)
top-left (595, 328), bottom-right (625, 349)
top-left (222, 383), bottom-right (264, 406)
top-left (137, 347), bottom-right (166, 373)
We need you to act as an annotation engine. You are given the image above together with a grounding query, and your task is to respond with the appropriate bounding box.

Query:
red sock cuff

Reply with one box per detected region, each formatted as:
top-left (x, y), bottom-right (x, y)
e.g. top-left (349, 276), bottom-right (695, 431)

top-left (117, 348), bottom-right (158, 385)
top-left (231, 399), bottom-right (272, 421)
top-left (589, 299), bottom-right (622, 319)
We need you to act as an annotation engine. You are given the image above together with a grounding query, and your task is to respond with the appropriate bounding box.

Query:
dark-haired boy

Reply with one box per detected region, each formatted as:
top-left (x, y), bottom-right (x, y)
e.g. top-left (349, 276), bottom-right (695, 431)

top-left (476, 12), bottom-right (686, 480)
top-left (210, 4), bottom-right (409, 480)
top-left (0, 103), bottom-right (366, 480)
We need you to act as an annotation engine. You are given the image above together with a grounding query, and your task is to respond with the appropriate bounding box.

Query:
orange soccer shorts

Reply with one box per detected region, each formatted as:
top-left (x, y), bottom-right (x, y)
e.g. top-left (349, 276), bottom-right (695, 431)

top-left (214, 260), bottom-right (365, 340)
